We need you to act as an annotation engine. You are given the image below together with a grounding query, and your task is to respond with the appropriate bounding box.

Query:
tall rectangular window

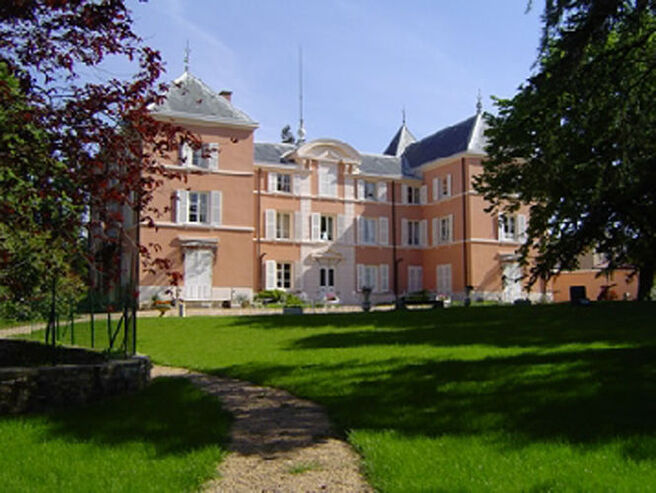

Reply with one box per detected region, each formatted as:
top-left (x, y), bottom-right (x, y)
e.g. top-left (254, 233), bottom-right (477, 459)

top-left (320, 267), bottom-right (335, 287)
top-left (276, 174), bottom-right (291, 193)
top-left (408, 266), bottom-right (423, 293)
top-left (276, 263), bottom-right (292, 288)
top-left (188, 192), bottom-right (208, 223)
top-left (318, 163), bottom-right (337, 197)
top-left (407, 186), bottom-right (420, 204)
top-left (320, 215), bottom-right (334, 241)
top-left (407, 220), bottom-right (420, 246)
top-left (276, 212), bottom-right (291, 239)
top-left (439, 216), bottom-right (452, 243)
top-left (361, 217), bottom-right (377, 245)
top-left (499, 214), bottom-right (516, 242)
top-left (364, 181), bottom-right (377, 201)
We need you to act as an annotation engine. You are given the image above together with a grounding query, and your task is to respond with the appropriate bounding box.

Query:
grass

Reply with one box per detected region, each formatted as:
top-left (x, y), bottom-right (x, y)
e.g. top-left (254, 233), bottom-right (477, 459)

top-left (0, 378), bottom-right (231, 493)
top-left (17, 302), bottom-right (656, 491)
top-left (286, 461), bottom-right (322, 475)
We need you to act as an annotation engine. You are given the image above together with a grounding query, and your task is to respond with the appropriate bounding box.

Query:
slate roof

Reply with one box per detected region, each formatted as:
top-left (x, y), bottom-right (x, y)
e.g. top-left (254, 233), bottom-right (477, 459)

top-left (254, 142), bottom-right (296, 165)
top-left (360, 153), bottom-right (402, 176)
top-left (152, 72), bottom-right (257, 127)
top-left (402, 113), bottom-right (485, 169)
top-left (383, 123), bottom-right (416, 157)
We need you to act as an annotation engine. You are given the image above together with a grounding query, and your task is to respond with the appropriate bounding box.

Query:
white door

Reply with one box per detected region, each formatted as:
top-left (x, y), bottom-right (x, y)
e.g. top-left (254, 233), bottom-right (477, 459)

top-left (184, 249), bottom-right (213, 300)
top-left (502, 262), bottom-right (522, 303)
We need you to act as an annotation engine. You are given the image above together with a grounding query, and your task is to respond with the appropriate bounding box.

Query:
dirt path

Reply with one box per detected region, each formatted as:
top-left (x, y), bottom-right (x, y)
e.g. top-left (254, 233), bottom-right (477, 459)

top-left (152, 365), bottom-right (373, 492)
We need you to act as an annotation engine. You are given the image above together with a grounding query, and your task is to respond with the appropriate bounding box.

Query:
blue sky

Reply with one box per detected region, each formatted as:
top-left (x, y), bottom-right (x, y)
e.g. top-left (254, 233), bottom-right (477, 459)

top-left (118, 0), bottom-right (542, 153)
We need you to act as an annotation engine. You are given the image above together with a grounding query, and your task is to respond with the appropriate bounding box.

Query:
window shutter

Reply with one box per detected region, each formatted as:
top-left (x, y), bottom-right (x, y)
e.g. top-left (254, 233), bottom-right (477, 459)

top-left (420, 185), bottom-right (427, 205)
top-left (444, 264), bottom-right (452, 294)
top-left (208, 143), bottom-right (219, 170)
top-left (265, 209), bottom-right (276, 239)
top-left (401, 184), bottom-right (408, 204)
top-left (357, 264), bottom-right (364, 291)
top-left (377, 182), bottom-right (387, 201)
top-left (311, 213), bottom-right (320, 241)
top-left (175, 190), bottom-right (188, 224)
top-left (432, 178), bottom-right (439, 201)
top-left (337, 214), bottom-right (346, 243)
top-left (265, 260), bottom-right (276, 290)
top-left (294, 261), bottom-right (303, 289)
top-left (210, 191), bottom-right (222, 226)
top-left (379, 264), bottom-right (389, 292)
top-left (357, 216), bottom-right (364, 245)
top-left (268, 172), bottom-right (277, 192)
top-left (401, 218), bottom-right (408, 246)
top-left (357, 180), bottom-right (364, 200)
top-left (293, 174), bottom-right (301, 195)
top-left (517, 214), bottom-right (527, 242)
top-left (445, 174), bottom-right (452, 197)
top-left (295, 211), bottom-right (303, 241)
top-left (373, 267), bottom-right (380, 293)
top-left (378, 217), bottom-right (389, 245)
top-left (432, 217), bottom-right (438, 246)
top-left (498, 214), bottom-right (504, 241)
top-left (448, 215), bottom-right (454, 242)
top-left (179, 143), bottom-right (192, 167)
top-left (420, 220), bottom-right (427, 247)
top-left (344, 177), bottom-right (354, 200)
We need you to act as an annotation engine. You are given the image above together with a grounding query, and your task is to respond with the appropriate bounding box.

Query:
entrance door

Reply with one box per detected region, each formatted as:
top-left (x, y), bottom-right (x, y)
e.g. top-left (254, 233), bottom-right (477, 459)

top-left (502, 262), bottom-right (522, 303)
top-left (184, 249), bottom-right (213, 300)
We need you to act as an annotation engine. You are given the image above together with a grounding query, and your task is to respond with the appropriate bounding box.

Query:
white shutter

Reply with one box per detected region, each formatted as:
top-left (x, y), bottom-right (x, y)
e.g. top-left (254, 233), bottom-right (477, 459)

top-left (498, 214), bottom-right (504, 241)
top-left (373, 267), bottom-right (379, 293)
top-left (357, 180), bottom-right (364, 200)
top-left (448, 215), bottom-right (454, 242)
top-left (175, 190), bottom-right (188, 224)
top-left (432, 178), bottom-right (439, 201)
top-left (378, 217), bottom-right (389, 245)
top-left (301, 174), bottom-right (311, 195)
top-left (420, 220), bottom-right (427, 247)
top-left (265, 209), bottom-right (276, 239)
top-left (179, 143), bottom-right (192, 167)
top-left (208, 143), bottom-right (219, 170)
top-left (401, 184), bottom-right (408, 204)
top-left (437, 264), bottom-right (452, 295)
top-left (420, 185), bottom-right (427, 204)
top-left (268, 172), bottom-right (277, 192)
top-left (293, 174), bottom-right (301, 195)
top-left (432, 217), bottom-right (438, 246)
top-left (445, 174), bottom-right (452, 197)
top-left (377, 182), bottom-right (387, 201)
top-left (401, 218), bottom-right (408, 246)
top-left (265, 260), bottom-right (276, 290)
top-left (344, 177), bottom-right (354, 200)
top-left (337, 214), bottom-right (346, 243)
top-left (311, 212), bottom-right (320, 241)
top-left (517, 214), bottom-right (527, 242)
top-left (357, 264), bottom-right (364, 291)
top-left (379, 264), bottom-right (389, 292)
top-left (295, 211), bottom-right (303, 241)
top-left (294, 261), bottom-right (303, 289)
top-left (210, 191), bottom-right (221, 226)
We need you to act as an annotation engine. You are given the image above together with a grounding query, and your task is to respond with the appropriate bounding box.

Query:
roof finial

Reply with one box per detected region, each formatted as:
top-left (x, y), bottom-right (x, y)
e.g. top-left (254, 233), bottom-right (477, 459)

top-left (402, 106), bottom-right (406, 125)
top-left (184, 40), bottom-right (191, 74)
top-left (476, 89), bottom-right (483, 114)
top-left (297, 45), bottom-right (306, 144)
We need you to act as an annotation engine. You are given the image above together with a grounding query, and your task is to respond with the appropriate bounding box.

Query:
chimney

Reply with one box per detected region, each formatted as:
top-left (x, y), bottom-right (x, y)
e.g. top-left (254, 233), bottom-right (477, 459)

top-left (219, 90), bottom-right (232, 102)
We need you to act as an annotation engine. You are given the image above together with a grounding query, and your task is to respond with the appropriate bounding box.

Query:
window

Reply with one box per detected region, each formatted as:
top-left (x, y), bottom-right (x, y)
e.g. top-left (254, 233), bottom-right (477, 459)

top-left (499, 214), bottom-right (516, 242)
top-left (318, 163), bottom-right (337, 197)
top-left (358, 265), bottom-right (378, 291)
top-left (320, 267), bottom-right (335, 288)
top-left (359, 217), bottom-right (377, 245)
top-left (276, 174), bottom-right (291, 193)
top-left (276, 212), bottom-right (291, 239)
top-left (439, 216), bottom-right (453, 243)
top-left (276, 262), bottom-right (292, 289)
top-left (436, 264), bottom-right (452, 295)
top-left (364, 181), bottom-right (377, 201)
top-left (441, 174), bottom-right (452, 198)
top-left (407, 220), bottom-right (421, 246)
top-left (407, 186), bottom-right (420, 204)
top-left (320, 215), bottom-right (334, 241)
top-left (188, 192), bottom-right (208, 223)
top-left (408, 266), bottom-right (423, 292)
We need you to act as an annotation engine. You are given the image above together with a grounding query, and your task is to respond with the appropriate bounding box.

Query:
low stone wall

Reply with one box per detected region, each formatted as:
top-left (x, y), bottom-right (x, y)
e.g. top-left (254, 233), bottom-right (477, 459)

top-left (0, 340), bottom-right (151, 414)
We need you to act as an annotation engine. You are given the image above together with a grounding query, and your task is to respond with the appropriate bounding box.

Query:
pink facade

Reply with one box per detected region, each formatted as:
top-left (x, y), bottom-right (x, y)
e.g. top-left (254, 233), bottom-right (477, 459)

top-left (135, 72), bottom-right (637, 306)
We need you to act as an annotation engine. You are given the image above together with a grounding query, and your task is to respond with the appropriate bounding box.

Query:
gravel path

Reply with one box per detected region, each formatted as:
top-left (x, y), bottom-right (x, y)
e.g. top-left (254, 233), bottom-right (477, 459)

top-left (152, 365), bottom-right (373, 493)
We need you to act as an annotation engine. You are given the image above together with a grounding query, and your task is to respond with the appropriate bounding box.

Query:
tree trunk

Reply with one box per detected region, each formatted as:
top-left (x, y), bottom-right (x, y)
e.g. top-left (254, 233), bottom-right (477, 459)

top-left (637, 262), bottom-right (654, 301)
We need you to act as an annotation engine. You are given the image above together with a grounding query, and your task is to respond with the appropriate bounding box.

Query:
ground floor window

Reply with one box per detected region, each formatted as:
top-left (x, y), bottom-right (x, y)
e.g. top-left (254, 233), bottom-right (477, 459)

top-left (276, 262), bottom-right (292, 289)
top-left (320, 267), bottom-right (335, 288)
top-left (436, 264), bottom-right (452, 295)
top-left (408, 265), bottom-right (423, 293)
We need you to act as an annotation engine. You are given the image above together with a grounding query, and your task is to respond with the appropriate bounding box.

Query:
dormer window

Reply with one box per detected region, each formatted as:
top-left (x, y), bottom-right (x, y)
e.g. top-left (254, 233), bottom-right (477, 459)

top-left (407, 186), bottom-right (420, 204)
top-left (364, 181), bottom-right (377, 200)
top-left (276, 174), bottom-right (291, 193)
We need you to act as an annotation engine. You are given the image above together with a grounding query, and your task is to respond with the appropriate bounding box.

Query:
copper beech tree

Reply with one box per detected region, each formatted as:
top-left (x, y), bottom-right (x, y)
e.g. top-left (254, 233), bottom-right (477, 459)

top-left (0, 0), bottom-right (197, 315)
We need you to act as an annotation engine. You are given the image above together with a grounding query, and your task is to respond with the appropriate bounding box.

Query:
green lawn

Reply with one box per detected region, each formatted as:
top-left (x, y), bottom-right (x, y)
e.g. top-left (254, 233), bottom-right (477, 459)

top-left (0, 378), bottom-right (231, 493)
top-left (14, 302), bottom-right (656, 491)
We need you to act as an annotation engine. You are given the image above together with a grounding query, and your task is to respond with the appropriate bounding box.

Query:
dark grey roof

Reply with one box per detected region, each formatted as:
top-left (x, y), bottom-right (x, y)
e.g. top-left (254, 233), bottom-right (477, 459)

top-left (152, 72), bottom-right (257, 127)
top-left (383, 123), bottom-right (416, 156)
top-left (254, 142), bottom-right (296, 165)
top-left (360, 153), bottom-right (402, 176)
top-left (402, 113), bottom-right (485, 169)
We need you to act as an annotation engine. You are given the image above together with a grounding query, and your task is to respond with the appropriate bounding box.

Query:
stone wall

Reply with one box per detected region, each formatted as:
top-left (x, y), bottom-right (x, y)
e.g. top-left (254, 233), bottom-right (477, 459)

top-left (0, 340), bottom-right (151, 414)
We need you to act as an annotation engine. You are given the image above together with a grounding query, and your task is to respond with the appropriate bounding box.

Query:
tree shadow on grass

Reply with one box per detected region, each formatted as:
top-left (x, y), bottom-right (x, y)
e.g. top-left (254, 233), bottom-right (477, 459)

top-left (212, 344), bottom-right (656, 460)
top-left (5, 378), bottom-right (232, 457)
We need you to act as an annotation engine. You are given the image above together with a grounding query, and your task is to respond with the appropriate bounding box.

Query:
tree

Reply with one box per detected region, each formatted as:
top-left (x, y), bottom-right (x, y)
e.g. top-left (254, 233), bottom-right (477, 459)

top-left (475, 1), bottom-right (656, 300)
